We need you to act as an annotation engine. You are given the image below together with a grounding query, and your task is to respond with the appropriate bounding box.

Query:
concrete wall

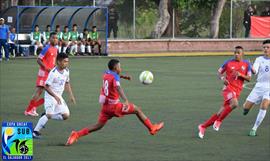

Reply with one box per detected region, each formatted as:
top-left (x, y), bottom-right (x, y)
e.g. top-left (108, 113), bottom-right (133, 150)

top-left (108, 39), bottom-right (264, 54)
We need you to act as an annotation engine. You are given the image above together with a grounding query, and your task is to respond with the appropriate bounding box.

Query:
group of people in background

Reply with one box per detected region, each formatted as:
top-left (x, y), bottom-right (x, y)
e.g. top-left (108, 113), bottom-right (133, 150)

top-left (243, 5), bottom-right (270, 38)
top-left (31, 24), bottom-right (101, 56)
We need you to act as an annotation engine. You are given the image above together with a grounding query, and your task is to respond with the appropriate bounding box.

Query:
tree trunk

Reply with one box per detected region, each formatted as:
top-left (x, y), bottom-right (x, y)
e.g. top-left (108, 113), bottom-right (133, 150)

top-left (152, 0), bottom-right (170, 38)
top-left (210, 0), bottom-right (226, 38)
top-left (20, 0), bottom-right (35, 6)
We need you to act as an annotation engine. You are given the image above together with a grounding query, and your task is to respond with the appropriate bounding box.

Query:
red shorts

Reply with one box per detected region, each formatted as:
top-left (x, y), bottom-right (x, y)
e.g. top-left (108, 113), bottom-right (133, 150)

top-left (222, 87), bottom-right (240, 105)
top-left (36, 69), bottom-right (49, 87)
top-left (98, 102), bottom-right (135, 124)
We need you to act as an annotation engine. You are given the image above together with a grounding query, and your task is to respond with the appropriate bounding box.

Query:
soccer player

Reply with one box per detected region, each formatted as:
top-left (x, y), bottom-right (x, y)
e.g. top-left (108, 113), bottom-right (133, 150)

top-left (33, 53), bottom-right (76, 138)
top-left (0, 17), bottom-right (10, 61)
top-left (24, 32), bottom-right (58, 117)
top-left (69, 24), bottom-right (79, 56)
top-left (43, 25), bottom-right (51, 45)
top-left (61, 26), bottom-right (71, 54)
top-left (198, 46), bottom-right (252, 139)
top-left (89, 26), bottom-right (101, 55)
top-left (243, 39), bottom-right (270, 136)
top-left (55, 25), bottom-right (62, 53)
top-left (66, 59), bottom-right (164, 146)
top-left (30, 25), bottom-right (43, 56)
top-left (78, 28), bottom-right (90, 55)
top-left (8, 26), bottom-right (17, 58)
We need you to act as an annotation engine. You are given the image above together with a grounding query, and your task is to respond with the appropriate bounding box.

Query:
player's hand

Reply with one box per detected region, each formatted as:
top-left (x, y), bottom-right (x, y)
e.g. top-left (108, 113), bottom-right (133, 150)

top-left (54, 96), bottom-right (62, 105)
top-left (120, 75), bottom-right (132, 81)
top-left (70, 96), bottom-right (76, 105)
top-left (223, 79), bottom-right (229, 86)
top-left (46, 68), bottom-right (51, 72)
top-left (123, 100), bottom-right (129, 106)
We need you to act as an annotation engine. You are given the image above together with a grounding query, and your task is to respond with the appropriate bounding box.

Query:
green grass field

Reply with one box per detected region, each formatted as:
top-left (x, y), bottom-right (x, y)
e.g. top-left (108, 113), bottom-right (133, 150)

top-left (0, 56), bottom-right (269, 161)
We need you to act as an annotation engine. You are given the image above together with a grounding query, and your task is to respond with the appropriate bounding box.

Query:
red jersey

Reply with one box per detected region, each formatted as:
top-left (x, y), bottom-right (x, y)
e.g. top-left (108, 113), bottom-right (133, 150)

top-left (218, 59), bottom-right (252, 94)
top-left (99, 70), bottom-right (121, 105)
top-left (38, 45), bottom-right (58, 73)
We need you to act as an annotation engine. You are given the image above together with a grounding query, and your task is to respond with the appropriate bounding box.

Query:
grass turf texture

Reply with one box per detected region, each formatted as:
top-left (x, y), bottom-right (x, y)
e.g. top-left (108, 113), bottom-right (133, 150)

top-left (0, 56), bottom-right (269, 161)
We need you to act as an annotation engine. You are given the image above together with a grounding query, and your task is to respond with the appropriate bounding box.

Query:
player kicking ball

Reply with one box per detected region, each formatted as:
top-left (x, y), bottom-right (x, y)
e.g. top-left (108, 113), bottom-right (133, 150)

top-left (243, 39), bottom-right (270, 136)
top-left (198, 46), bottom-right (252, 139)
top-left (66, 59), bottom-right (164, 146)
top-left (33, 53), bottom-right (76, 138)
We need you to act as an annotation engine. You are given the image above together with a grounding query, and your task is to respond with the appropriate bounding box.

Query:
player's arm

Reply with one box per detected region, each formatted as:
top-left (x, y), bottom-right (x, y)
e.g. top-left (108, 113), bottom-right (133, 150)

top-left (44, 84), bottom-right (61, 104)
top-left (65, 82), bottom-right (76, 105)
top-left (251, 58), bottom-right (260, 75)
top-left (37, 58), bottom-right (50, 72)
top-left (120, 75), bottom-right (131, 80)
top-left (117, 86), bottom-right (129, 105)
top-left (217, 67), bottom-right (229, 85)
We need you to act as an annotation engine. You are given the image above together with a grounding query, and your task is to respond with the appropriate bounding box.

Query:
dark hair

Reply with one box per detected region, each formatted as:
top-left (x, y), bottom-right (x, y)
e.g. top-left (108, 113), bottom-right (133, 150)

top-left (235, 46), bottom-right (243, 50)
top-left (263, 39), bottom-right (270, 45)
top-left (35, 25), bottom-right (39, 28)
top-left (46, 25), bottom-right (51, 28)
top-left (56, 25), bottom-right (60, 28)
top-left (83, 28), bottom-right (88, 32)
top-left (73, 24), bottom-right (77, 27)
top-left (57, 53), bottom-right (68, 61)
top-left (108, 59), bottom-right (119, 70)
top-left (64, 26), bottom-right (69, 29)
top-left (50, 32), bottom-right (57, 38)
top-left (92, 26), bottom-right (96, 29)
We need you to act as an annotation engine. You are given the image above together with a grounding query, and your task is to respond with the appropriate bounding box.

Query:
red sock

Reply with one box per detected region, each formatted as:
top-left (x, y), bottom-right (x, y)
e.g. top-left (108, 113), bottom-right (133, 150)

top-left (143, 118), bottom-right (153, 130)
top-left (25, 99), bottom-right (36, 112)
top-left (34, 98), bottom-right (44, 108)
top-left (77, 128), bottom-right (89, 137)
top-left (202, 114), bottom-right (218, 128)
top-left (217, 105), bottom-right (232, 122)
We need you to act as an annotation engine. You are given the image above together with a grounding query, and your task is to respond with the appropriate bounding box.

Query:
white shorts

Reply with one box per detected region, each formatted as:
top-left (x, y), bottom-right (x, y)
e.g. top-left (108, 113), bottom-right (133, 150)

top-left (246, 86), bottom-right (270, 105)
top-left (44, 96), bottom-right (70, 115)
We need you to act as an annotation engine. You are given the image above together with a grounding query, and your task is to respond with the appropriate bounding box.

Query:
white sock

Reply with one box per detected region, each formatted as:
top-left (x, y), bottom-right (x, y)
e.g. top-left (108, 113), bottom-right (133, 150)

top-left (63, 47), bottom-right (67, 53)
top-left (34, 45), bottom-right (38, 55)
top-left (87, 46), bottom-right (91, 53)
top-left (51, 114), bottom-right (63, 120)
top-left (252, 109), bottom-right (267, 131)
top-left (74, 44), bottom-right (78, 53)
top-left (80, 45), bottom-right (85, 53)
top-left (58, 46), bottom-right (62, 53)
top-left (34, 115), bottom-right (48, 132)
top-left (70, 46), bottom-right (74, 53)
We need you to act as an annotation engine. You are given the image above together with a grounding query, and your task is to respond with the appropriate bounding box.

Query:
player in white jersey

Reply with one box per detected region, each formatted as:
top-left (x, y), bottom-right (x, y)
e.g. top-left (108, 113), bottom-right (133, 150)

top-left (243, 39), bottom-right (270, 136)
top-left (33, 53), bottom-right (76, 138)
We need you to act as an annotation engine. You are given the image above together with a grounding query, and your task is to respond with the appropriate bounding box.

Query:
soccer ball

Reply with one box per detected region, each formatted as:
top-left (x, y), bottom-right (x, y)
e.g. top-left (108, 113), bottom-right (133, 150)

top-left (139, 71), bottom-right (154, 85)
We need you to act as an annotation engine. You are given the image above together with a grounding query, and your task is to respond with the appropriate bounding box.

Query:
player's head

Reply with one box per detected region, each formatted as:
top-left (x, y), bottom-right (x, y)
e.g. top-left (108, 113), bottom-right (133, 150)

top-left (234, 46), bottom-right (244, 61)
top-left (34, 25), bottom-right (39, 32)
top-left (10, 26), bottom-right (15, 33)
top-left (46, 25), bottom-right (51, 31)
top-left (92, 26), bottom-right (97, 32)
top-left (108, 59), bottom-right (121, 74)
top-left (56, 25), bottom-right (60, 32)
top-left (262, 39), bottom-right (270, 56)
top-left (83, 28), bottom-right (88, 33)
top-left (0, 18), bottom-right (4, 25)
top-left (64, 26), bottom-right (69, 32)
top-left (49, 32), bottom-right (58, 46)
top-left (57, 53), bottom-right (69, 69)
top-left (72, 24), bottom-right (77, 31)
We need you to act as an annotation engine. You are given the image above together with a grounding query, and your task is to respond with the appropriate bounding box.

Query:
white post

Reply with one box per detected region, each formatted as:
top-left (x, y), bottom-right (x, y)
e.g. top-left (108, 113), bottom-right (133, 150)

top-left (133, 0), bottom-right (136, 39)
top-left (51, 0), bottom-right (54, 6)
top-left (172, 8), bottom-right (175, 39)
top-left (230, 0), bottom-right (233, 38)
top-left (93, 0), bottom-right (96, 6)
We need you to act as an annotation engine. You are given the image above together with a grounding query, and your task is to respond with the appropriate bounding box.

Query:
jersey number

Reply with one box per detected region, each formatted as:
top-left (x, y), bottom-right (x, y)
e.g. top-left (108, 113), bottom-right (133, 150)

top-left (103, 80), bottom-right (109, 96)
top-left (265, 65), bottom-right (269, 72)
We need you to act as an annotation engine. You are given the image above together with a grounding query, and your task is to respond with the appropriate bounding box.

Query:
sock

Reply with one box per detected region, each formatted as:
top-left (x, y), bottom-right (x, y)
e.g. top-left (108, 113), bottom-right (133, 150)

top-left (58, 46), bottom-right (62, 53)
top-left (143, 118), bottom-right (153, 131)
top-left (252, 109), bottom-right (267, 131)
top-left (26, 99), bottom-right (36, 112)
top-left (63, 47), bottom-right (67, 53)
top-left (87, 46), bottom-right (91, 53)
top-left (77, 128), bottom-right (89, 137)
top-left (201, 114), bottom-right (218, 128)
top-left (217, 105), bottom-right (233, 122)
top-left (243, 109), bottom-right (250, 115)
top-left (51, 114), bottom-right (63, 120)
top-left (34, 45), bottom-right (38, 55)
top-left (34, 115), bottom-right (48, 132)
top-left (34, 98), bottom-right (44, 108)
top-left (74, 44), bottom-right (78, 53)
top-left (80, 45), bottom-right (85, 53)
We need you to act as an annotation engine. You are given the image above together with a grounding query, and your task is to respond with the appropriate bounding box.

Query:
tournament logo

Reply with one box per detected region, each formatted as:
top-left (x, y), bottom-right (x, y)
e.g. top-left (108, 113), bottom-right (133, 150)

top-left (2, 122), bottom-right (33, 160)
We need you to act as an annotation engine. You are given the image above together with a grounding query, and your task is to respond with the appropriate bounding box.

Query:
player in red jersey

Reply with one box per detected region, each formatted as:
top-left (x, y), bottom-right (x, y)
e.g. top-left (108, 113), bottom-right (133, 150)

top-left (66, 59), bottom-right (164, 146)
top-left (24, 32), bottom-right (58, 117)
top-left (198, 46), bottom-right (252, 139)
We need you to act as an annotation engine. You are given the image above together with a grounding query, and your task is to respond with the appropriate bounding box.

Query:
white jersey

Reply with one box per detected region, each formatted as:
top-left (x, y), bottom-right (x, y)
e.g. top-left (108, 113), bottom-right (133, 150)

top-left (45, 67), bottom-right (70, 98)
top-left (253, 56), bottom-right (270, 89)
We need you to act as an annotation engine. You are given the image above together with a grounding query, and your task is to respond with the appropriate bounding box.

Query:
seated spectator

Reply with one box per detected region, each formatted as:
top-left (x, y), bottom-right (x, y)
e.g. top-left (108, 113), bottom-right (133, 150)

top-left (69, 24), bottom-right (79, 56)
top-left (89, 26), bottom-right (101, 55)
top-left (30, 25), bottom-right (43, 56)
top-left (261, 6), bottom-right (270, 17)
top-left (78, 28), bottom-right (90, 55)
top-left (8, 26), bottom-right (17, 57)
top-left (61, 26), bottom-right (71, 54)
top-left (55, 25), bottom-right (62, 53)
top-left (43, 25), bottom-right (51, 45)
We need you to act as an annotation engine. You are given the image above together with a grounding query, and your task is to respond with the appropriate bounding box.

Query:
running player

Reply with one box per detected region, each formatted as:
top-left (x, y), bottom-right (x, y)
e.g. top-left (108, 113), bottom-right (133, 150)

top-left (198, 46), bottom-right (252, 139)
top-left (243, 39), bottom-right (270, 136)
top-left (33, 53), bottom-right (76, 138)
top-left (66, 59), bottom-right (164, 145)
top-left (24, 32), bottom-right (58, 116)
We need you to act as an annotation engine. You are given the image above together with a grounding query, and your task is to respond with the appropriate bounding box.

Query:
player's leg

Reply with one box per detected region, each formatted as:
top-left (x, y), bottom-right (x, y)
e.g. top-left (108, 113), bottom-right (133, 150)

top-left (3, 40), bottom-right (9, 60)
top-left (249, 93), bottom-right (270, 136)
top-left (243, 101), bottom-right (255, 115)
top-left (243, 87), bottom-right (261, 115)
top-left (97, 40), bottom-right (101, 55)
top-left (24, 86), bottom-right (44, 116)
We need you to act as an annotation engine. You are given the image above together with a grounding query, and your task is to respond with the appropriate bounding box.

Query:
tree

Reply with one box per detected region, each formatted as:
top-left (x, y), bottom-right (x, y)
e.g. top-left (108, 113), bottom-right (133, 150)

top-left (210, 0), bottom-right (226, 38)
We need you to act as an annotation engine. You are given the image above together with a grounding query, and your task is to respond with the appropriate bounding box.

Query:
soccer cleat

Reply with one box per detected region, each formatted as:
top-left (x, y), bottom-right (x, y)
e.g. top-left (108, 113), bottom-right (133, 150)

top-left (213, 120), bottom-right (222, 131)
top-left (24, 110), bottom-right (39, 117)
top-left (150, 122), bottom-right (164, 135)
top-left (248, 129), bottom-right (257, 137)
top-left (33, 131), bottom-right (42, 139)
top-left (198, 124), bottom-right (206, 139)
top-left (66, 131), bottom-right (79, 146)
top-left (243, 109), bottom-right (250, 115)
